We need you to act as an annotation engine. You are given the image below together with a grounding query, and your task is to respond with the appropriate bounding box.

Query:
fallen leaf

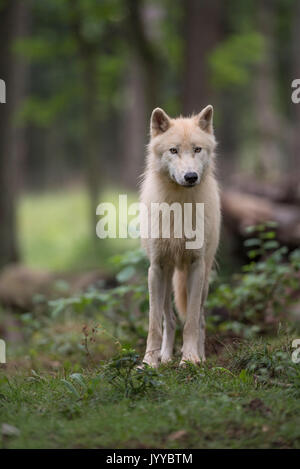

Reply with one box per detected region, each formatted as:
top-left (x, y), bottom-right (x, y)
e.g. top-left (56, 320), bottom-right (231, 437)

top-left (168, 429), bottom-right (187, 441)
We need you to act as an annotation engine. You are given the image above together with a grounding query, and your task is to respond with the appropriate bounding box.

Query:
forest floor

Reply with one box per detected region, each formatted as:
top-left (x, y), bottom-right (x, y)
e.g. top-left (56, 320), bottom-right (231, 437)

top-left (1, 335), bottom-right (300, 449)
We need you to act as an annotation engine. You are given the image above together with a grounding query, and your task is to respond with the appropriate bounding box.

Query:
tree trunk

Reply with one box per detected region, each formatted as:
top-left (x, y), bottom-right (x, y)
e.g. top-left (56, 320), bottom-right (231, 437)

top-left (182, 0), bottom-right (221, 115)
top-left (253, 0), bottom-right (282, 179)
top-left (68, 2), bottom-right (101, 234)
top-left (292, 0), bottom-right (300, 174)
top-left (125, 0), bottom-right (161, 113)
top-left (81, 54), bottom-right (101, 231)
top-left (0, 0), bottom-right (29, 268)
top-left (121, 58), bottom-right (147, 188)
top-left (122, 0), bottom-right (162, 188)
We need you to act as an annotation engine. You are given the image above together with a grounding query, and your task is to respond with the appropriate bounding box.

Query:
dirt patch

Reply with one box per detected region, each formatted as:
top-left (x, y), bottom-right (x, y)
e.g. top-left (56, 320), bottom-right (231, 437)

top-left (244, 398), bottom-right (272, 416)
top-left (206, 334), bottom-right (242, 360)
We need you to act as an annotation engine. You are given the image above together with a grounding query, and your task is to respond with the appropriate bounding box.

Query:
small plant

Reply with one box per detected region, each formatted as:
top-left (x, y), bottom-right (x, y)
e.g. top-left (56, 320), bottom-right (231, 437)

top-left (81, 324), bottom-right (99, 366)
top-left (175, 360), bottom-right (206, 383)
top-left (102, 347), bottom-right (163, 398)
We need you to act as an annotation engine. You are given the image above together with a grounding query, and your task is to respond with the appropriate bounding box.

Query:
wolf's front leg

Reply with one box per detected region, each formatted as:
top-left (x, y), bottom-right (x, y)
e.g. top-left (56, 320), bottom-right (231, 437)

top-left (160, 269), bottom-right (176, 363)
top-left (143, 263), bottom-right (167, 368)
top-left (180, 257), bottom-right (205, 366)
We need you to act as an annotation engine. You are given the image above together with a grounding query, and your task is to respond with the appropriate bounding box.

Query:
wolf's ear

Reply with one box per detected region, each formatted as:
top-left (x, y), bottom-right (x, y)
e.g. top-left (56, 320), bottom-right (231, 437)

top-left (196, 105), bottom-right (213, 133)
top-left (151, 108), bottom-right (171, 137)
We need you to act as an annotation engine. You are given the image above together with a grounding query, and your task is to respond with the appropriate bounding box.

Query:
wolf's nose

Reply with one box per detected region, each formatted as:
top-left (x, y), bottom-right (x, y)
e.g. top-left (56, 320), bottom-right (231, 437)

top-left (184, 172), bottom-right (198, 184)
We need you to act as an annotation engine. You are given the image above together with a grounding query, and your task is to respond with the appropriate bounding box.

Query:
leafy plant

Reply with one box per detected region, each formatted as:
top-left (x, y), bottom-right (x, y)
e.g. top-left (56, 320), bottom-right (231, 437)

top-left (48, 248), bottom-right (149, 346)
top-left (227, 340), bottom-right (300, 395)
top-left (207, 222), bottom-right (300, 337)
top-left (102, 347), bottom-right (163, 398)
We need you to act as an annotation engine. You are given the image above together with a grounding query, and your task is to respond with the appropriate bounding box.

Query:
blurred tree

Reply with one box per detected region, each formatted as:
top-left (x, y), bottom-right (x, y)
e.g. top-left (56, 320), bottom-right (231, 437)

top-left (0, 0), bottom-right (30, 267)
top-left (292, 0), bottom-right (300, 173)
top-left (253, 0), bottom-right (282, 178)
top-left (182, 0), bottom-right (222, 114)
top-left (125, 0), bottom-right (160, 113)
top-left (121, 0), bottom-right (162, 187)
top-left (121, 57), bottom-right (147, 187)
top-left (67, 0), bottom-right (104, 228)
top-left (208, 0), bottom-right (263, 174)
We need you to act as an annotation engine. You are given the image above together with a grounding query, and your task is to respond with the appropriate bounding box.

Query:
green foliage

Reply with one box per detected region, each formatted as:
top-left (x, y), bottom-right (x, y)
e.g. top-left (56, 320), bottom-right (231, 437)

top-left (227, 340), bottom-right (300, 396)
top-left (207, 222), bottom-right (300, 337)
top-left (48, 247), bottom-right (149, 343)
top-left (60, 372), bottom-right (105, 402)
top-left (102, 347), bottom-right (163, 398)
top-left (210, 32), bottom-right (264, 88)
top-left (111, 248), bottom-right (149, 282)
top-left (17, 0), bottom-right (125, 127)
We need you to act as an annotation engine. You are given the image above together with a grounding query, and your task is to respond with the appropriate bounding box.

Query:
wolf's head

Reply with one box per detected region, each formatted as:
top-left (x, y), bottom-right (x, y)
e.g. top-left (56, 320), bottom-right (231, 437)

top-left (148, 106), bottom-right (216, 187)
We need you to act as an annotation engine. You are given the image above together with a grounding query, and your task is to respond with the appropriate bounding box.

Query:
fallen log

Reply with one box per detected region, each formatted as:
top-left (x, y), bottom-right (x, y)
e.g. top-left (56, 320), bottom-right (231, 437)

top-left (221, 189), bottom-right (300, 246)
top-left (0, 264), bottom-right (115, 311)
top-left (231, 174), bottom-right (300, 205)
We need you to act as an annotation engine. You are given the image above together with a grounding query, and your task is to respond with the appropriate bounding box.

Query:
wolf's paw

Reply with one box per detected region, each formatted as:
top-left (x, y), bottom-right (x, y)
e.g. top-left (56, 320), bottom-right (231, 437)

top-left (179, 353), bottom-right (205, 367)
top-left (160, 353), bottom-right (173, 365)
top-left (141, 351), bottom-right (160, 369)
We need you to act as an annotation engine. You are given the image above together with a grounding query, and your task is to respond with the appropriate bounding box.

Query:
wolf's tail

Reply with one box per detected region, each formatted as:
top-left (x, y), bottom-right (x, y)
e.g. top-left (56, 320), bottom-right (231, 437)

top-left (173, 267), bottom-right (187, 321)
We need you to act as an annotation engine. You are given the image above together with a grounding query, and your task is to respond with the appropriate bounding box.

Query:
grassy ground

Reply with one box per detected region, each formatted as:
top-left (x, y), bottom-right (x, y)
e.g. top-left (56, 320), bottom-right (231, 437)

top-left (1, 335), bottom-right (300, 449)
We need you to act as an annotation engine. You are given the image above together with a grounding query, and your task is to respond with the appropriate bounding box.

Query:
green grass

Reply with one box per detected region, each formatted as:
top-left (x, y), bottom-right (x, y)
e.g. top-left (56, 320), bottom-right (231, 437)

top-left (18, 186), bottom-right (139, 272)
top-left (1, 337), bottom-right (300, 449)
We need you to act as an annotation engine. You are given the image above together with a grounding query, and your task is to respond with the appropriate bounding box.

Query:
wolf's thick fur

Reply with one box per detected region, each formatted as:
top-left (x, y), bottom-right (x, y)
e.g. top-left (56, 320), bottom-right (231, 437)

top-left (140, 106), bottom-right (221, 367)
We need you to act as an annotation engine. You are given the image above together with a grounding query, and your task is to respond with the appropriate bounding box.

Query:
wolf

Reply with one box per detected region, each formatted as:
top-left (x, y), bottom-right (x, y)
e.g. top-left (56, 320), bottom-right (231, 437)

top-left (139, 105), bottom-right (221, 367)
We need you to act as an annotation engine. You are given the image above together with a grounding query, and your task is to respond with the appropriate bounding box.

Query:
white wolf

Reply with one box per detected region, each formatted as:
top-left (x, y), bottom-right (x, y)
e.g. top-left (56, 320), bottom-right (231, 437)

top-left (140, 105), bottom-right (221, 367)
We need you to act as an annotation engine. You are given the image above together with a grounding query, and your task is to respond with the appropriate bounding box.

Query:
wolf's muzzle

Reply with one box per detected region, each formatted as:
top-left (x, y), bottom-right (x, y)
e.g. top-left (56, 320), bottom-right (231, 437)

top-left (184, 172), bottom-right (198, 185)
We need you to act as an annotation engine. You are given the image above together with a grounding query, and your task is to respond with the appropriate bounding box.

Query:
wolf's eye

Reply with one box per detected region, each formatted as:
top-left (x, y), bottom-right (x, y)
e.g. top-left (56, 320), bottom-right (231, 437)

top-left (169, 147), bottom-right (178, 154)
top-left (194, 146), bottom-right (202, 153)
